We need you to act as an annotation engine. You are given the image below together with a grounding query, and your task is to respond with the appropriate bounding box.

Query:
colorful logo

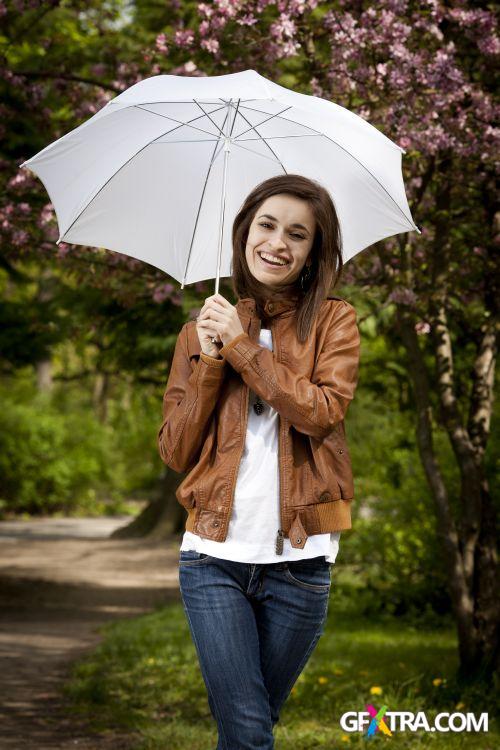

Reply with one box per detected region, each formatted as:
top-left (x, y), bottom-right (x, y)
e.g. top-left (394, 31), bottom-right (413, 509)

top-left (364, 704), bottom-right (393, 738)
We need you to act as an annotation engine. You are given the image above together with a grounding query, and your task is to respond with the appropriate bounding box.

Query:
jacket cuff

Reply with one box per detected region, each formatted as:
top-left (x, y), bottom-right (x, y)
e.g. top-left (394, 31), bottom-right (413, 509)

top-left (200, 351), bottom-right (226, 367)
top-left (219, 332), bottom-right (250, 362)
top-left (219, 332), bottom-right (259, 373)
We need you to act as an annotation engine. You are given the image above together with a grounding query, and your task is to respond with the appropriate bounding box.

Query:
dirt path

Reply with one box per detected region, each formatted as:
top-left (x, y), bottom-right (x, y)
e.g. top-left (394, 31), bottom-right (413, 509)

top-left (0, 516), bottom-right (181, 749)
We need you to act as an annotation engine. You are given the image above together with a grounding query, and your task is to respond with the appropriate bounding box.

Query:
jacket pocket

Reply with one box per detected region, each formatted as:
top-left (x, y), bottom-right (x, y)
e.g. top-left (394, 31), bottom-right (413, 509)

top-left (175, 478), bottom-right (201, 511)
top-left (308, 431), bottom-right (353, 502)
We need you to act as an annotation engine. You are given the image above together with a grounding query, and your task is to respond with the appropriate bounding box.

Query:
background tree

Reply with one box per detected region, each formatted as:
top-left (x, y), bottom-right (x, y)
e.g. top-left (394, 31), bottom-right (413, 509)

top-left (1, 0), bottom-right (498, 677)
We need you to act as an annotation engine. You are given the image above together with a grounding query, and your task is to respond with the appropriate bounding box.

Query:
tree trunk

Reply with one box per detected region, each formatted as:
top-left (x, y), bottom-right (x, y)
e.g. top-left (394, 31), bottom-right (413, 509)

top-left (396, 305), bottom-right (499, 680)
top-left (93, 371), bottom-right (109, 423)
top-left (111, 466), bottom-right (186, 540)
top-left (34, 267), bottom-right (55, 392)
top-left (35, 358), bottom-right (53, 392)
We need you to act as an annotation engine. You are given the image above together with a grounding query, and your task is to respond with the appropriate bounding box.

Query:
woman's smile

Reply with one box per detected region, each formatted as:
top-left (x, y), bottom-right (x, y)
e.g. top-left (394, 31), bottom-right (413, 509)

top-left (257, 249), bottom-right (292, 270)
top-left (245, 194), bottom-right (315, 289)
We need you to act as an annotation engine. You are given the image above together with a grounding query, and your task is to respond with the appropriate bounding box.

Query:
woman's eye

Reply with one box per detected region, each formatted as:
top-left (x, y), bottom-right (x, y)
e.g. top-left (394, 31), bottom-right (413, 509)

top-left (259, 223), bottom-right (304, 240)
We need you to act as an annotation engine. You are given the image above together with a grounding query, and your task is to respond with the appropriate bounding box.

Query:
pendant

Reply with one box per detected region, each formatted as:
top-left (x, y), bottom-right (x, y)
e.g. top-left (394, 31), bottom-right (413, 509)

top-left (253, 395), bottom-right (264, 415)
top-left (275, 529), bottom-right (284, 555)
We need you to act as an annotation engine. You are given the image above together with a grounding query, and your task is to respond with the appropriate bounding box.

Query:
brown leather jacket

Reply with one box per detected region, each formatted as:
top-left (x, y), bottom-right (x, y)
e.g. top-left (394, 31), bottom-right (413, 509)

top-left (158, 295), bottom-right (361, 553)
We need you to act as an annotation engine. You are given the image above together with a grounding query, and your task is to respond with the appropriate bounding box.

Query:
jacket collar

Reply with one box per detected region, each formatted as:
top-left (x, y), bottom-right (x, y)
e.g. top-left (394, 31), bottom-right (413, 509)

top-left (236, 297), bottom-right (298, 319)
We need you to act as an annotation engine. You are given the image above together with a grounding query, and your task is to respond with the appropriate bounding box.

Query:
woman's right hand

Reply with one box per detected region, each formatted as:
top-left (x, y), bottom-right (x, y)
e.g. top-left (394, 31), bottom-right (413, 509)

top-left (196, 307), bottom-right (222, 358)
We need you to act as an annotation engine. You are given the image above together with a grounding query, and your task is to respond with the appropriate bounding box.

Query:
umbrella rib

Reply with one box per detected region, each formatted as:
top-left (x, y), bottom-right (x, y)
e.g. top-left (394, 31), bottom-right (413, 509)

top-left (134, 104), bottom-right (225, 139)
top-left (230, 140), bottom-right (285, 165)
top-left (229, 105), bottom-right (287, 173)
top-left (237, 104), bottom-right (417, 230)
top-left (232, 105), bottom-right (293, 140)
top-left (150, 139), bottom-right (220, 144)
top-left (181, 106), bottom-right (233, 287)
top-left (192, 99), bottom-right (227, 138)
top-left (236, 133), bottom-right (323, 141)
top-left (229, 99), bottom-right (241, 136)
top-left (58, 116), bottom-right (224, 243)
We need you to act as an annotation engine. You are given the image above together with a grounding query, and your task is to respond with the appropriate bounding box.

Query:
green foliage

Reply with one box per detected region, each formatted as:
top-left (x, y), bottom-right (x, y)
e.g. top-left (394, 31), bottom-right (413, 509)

top-left (0, 375), bottom-right (161, 518)
top-left (63, 597), bottom-right (499, 749)
top-left (345, 400), bottom-right (451, 617)
top-left (0, 380), bottom-right (118, 515)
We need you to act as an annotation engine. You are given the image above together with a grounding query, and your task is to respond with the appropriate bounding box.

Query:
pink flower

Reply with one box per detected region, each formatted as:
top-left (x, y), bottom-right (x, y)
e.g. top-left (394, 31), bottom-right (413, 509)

top-left (155, 33), bottom-right (169, 54)
top-left (153, 282), bottom-right (175, 304)
top-left (11, 229), bottom-right (29, 247)
top-left (201, 38), bottom-right (220, 54)
top-left (57, 243), bottom-right (70, 258)
top-left (415, 321), bottom-right (431, 335)
top-left (388, 287), bottom-right (418, 306)
top-left (39, 203), bottom-right (55, 226)
top-left (174, 29), bottom-right (195, 48)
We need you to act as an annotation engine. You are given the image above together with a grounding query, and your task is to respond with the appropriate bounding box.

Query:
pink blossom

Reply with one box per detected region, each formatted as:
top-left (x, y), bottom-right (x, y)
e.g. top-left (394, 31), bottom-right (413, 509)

top-left (153, 282), bottom-right (175, 303)
top-left (236, 14), bottom-right (258, 27)
top-left (8, 171), bottom-right (29, 188)
top-left (174, 29), bottom-right (195, 48)
top-left (201, 38), bottom-right (220, 54)
top-left (213, 0), bottom-right (239, 19)
top-left (91, 63), bottom-right (107, 77)
top-left (473, 246), bottom-right (486, 257)
top-left (198, 2), bottom-right (214, 18)
top-left (388, 287), bottom-right (418, 306)
top-left (415, 321), bottom-right (431, 335)
top-left (155, 33), bottom-right (169, 54)
top-left (11, 229), bottom-right (29, 246)
top-left (57, 243), bottom-right (70, 258)
top-left (39, 204), bottom-right (55, 226)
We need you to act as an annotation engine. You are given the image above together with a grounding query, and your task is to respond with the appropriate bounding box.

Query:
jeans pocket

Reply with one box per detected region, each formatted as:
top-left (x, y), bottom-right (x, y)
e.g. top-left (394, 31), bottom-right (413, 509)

top-left (179, 550), bottom-right (213, 566)
top-left (284, 556), bottom-right (332, 592)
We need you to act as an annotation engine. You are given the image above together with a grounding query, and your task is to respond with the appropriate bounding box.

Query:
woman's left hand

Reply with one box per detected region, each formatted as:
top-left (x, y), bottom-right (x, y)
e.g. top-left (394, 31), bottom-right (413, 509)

top-left (198, 294), bottom-right (245, 347)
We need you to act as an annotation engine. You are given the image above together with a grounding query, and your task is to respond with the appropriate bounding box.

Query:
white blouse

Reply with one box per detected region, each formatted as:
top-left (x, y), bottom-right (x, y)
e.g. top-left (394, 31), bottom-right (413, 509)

top-left (180, 327), bottom-right (341, 564)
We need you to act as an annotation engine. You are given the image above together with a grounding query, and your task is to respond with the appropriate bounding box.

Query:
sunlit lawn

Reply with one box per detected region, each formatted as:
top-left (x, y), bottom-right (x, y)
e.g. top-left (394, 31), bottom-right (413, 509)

top-left (63, 581), bottom-right (499, 749)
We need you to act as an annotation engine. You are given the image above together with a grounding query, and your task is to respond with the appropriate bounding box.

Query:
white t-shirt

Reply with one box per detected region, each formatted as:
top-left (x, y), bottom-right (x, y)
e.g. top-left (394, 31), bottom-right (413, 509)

top-left (180, 328), bottom-right (341, 564)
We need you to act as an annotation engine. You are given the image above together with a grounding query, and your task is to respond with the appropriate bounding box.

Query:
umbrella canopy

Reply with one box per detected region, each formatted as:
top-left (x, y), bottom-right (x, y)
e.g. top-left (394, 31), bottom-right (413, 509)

top-left (21, 69), bottom-right (419, 289)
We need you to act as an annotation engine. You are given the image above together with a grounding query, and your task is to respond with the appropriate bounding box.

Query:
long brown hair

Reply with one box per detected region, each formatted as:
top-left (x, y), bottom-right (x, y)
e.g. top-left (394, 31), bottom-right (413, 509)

top-left (230, 174), bottom-right (343, 343)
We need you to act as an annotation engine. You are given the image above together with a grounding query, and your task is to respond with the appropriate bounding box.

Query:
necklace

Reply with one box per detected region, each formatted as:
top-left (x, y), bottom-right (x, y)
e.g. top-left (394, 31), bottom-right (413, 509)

top-left (253, 394), bottom-right (264, 415)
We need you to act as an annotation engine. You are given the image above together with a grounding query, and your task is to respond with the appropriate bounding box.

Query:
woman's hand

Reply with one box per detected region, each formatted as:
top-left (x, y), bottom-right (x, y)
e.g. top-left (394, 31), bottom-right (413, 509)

top-left (196, 301), bottom-right (222, 358)
top-left (196, 294), bottom-right (245, 356)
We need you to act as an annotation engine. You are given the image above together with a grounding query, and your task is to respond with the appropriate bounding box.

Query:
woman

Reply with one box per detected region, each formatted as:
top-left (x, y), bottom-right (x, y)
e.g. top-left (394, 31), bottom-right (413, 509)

top-left (158, 174), bottom-right (361, 749)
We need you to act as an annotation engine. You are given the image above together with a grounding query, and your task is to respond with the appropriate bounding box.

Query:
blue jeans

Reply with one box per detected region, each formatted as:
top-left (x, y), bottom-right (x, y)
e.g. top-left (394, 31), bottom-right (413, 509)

top-left (178, 551), bottom-right (332, 750)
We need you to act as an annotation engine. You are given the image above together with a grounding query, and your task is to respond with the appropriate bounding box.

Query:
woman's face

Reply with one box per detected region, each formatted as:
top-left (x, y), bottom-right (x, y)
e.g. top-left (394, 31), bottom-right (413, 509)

top-left (245, 194), bottom-right (316, 291)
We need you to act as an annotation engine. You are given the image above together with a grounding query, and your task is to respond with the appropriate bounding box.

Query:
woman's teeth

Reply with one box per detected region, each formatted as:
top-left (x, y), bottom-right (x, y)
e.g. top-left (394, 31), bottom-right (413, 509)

top-left (258, 251), bottom-right (289, 267)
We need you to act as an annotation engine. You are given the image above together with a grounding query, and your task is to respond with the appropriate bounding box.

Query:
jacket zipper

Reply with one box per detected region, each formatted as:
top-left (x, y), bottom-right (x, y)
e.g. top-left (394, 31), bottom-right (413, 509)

top-left (271, 319), bottom-right (285, 556)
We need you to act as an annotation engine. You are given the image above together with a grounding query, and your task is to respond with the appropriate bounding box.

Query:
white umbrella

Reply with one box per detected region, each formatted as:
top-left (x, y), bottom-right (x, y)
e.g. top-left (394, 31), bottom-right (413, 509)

top-left (21, 68), bottom-right (419, 293)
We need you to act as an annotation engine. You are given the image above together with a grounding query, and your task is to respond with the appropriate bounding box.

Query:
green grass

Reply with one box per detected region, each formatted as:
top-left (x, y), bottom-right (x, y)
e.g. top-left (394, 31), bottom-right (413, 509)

top-left (63, 585), bottom-right (499, 749)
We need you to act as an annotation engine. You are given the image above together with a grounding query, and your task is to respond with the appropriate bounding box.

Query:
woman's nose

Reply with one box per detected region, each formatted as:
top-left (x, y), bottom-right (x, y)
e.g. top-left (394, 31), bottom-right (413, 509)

top-left (267, 236), bottom-right (287, 250)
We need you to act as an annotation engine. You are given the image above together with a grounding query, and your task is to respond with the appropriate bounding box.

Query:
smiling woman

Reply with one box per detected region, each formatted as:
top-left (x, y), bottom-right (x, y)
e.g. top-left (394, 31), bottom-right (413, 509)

top-left (247, 196), bottom-right (315, 283)
top-left (232, 174), bottom-right (343, 341)
top-left (159, 174), bottom-right (359, 750)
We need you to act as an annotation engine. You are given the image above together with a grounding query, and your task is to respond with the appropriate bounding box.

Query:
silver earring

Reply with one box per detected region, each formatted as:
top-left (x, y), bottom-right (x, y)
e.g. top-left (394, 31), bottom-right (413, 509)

top-left (300, 264), bottom-right (312, 291)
